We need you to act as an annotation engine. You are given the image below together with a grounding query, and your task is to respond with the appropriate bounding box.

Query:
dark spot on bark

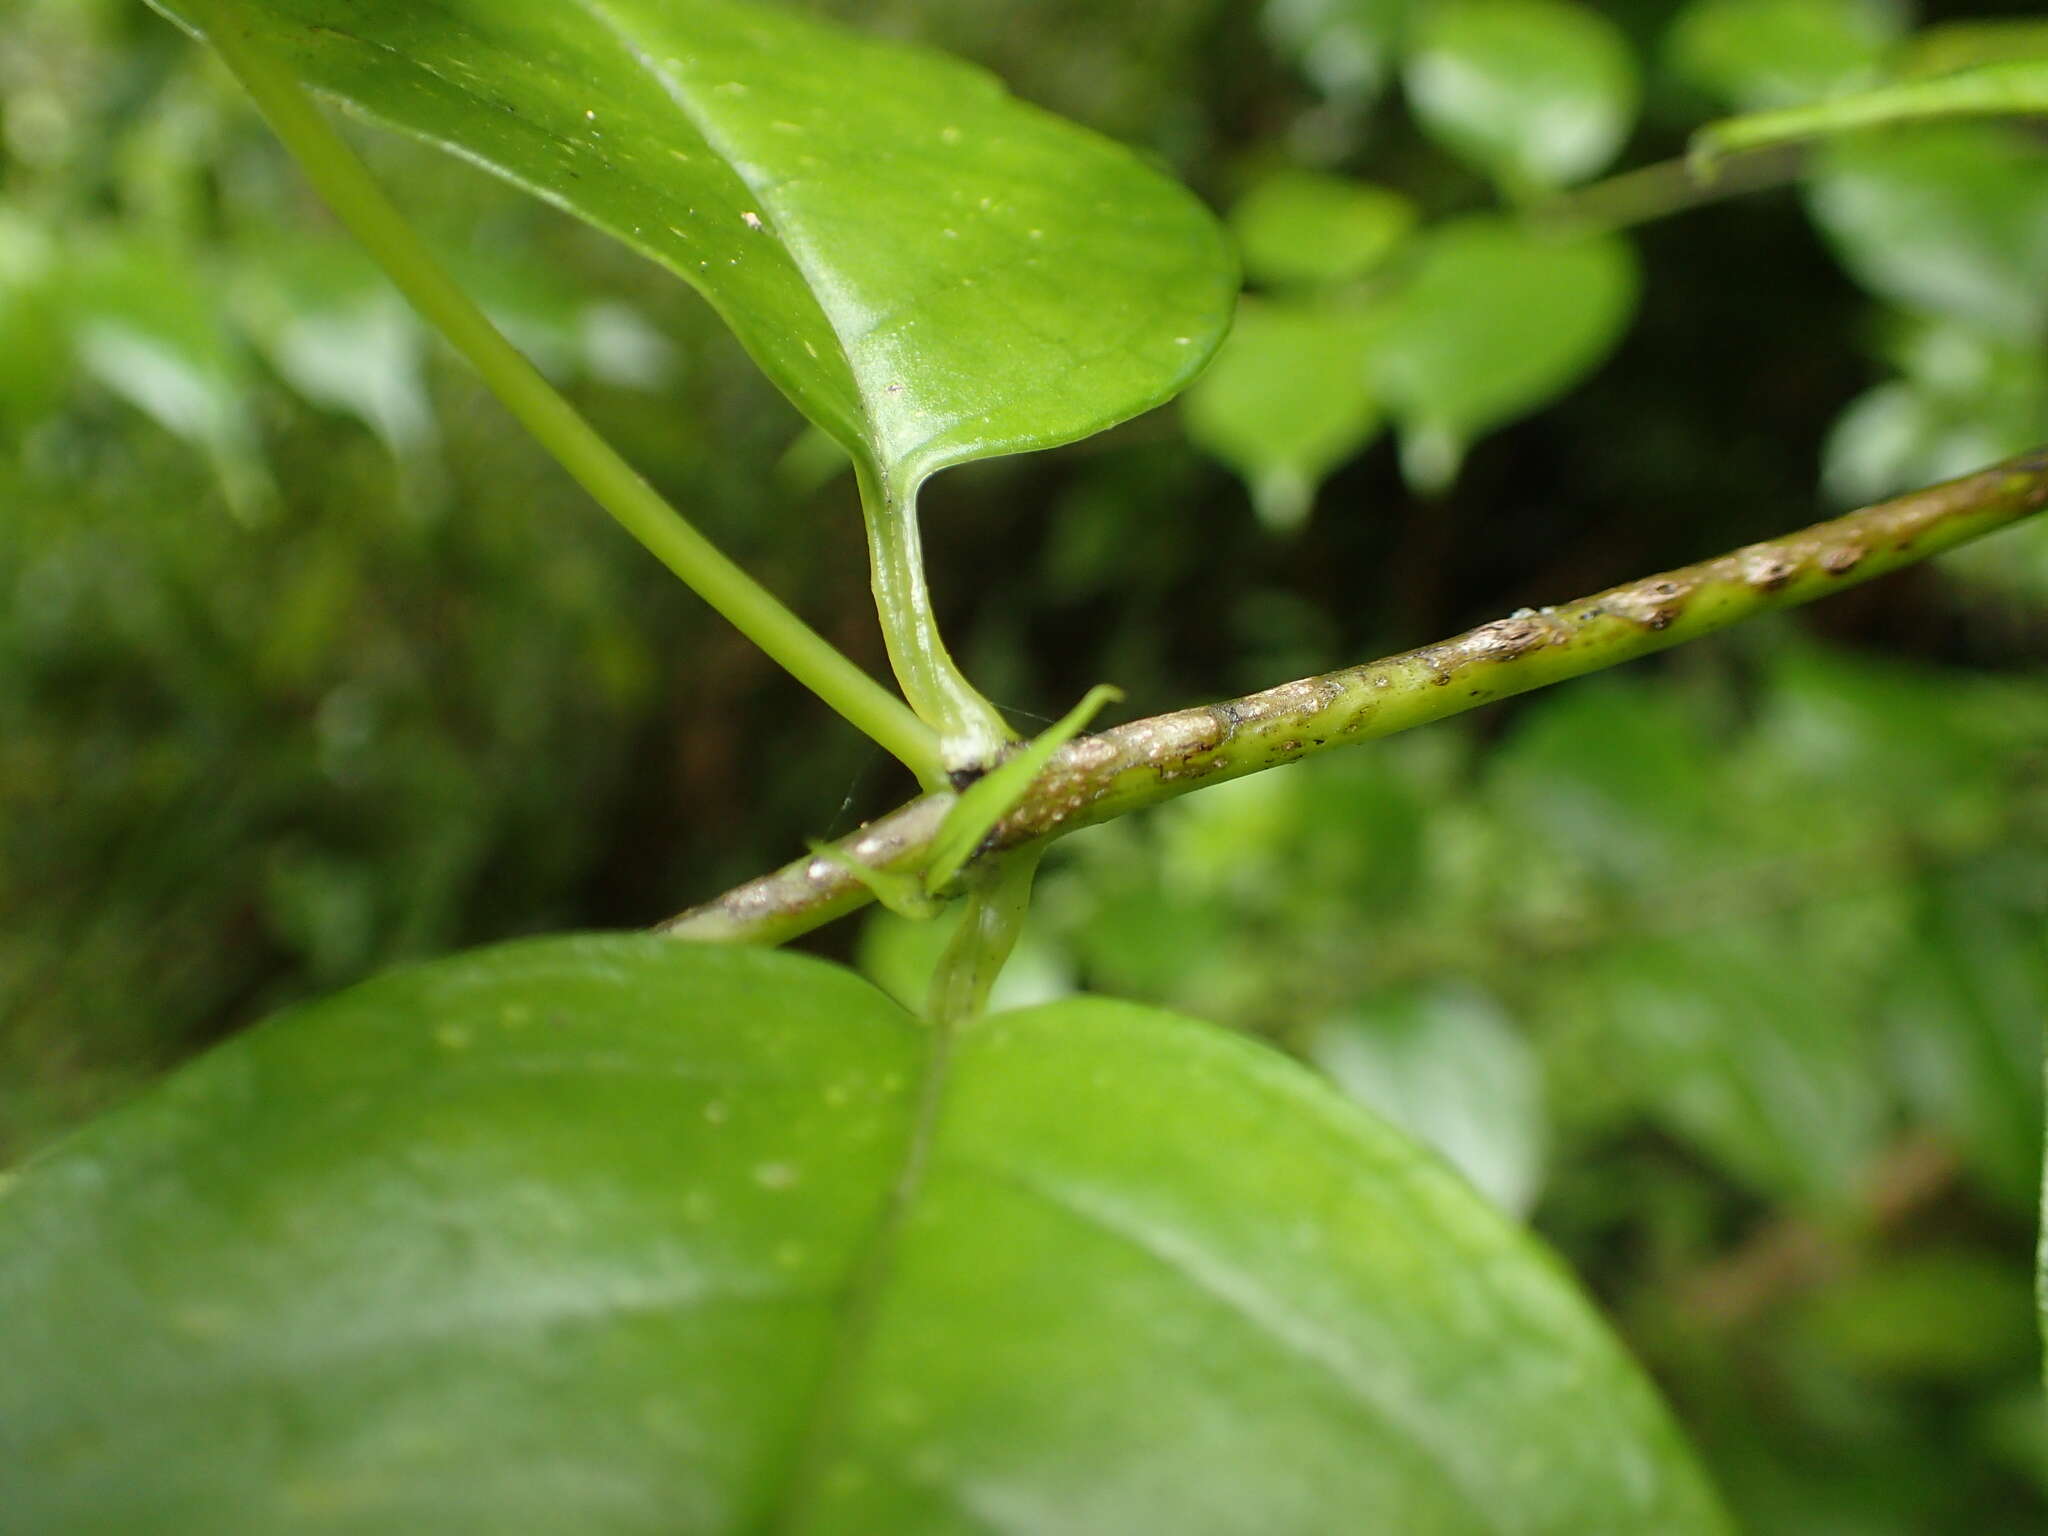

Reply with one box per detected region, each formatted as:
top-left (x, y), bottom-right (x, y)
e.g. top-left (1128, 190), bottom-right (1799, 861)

top-left (1821, 545), bottom-right (1865, 576)
top-left (1749, 557), bottom-right (1795, 593)
top-left (948, 764), bottom-right (989, 792)
top-left (1643, 607), bottom-right (1678, 631)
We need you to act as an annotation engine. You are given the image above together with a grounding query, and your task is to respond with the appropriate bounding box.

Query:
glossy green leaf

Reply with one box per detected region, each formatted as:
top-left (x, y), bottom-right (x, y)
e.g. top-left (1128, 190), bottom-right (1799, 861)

top-left (1307, 984), bottom-right (1547, 1216)
top-left (1404, 0), bottom-right (1639, 195)
top-left (0, 936), bottom-right (1731, 1533)
top-left (1665, 0), bottom-right (1899, 112)
top-left (1231, 170), bottom-right (1418, 288)
top-left (1692, 59), bottom-right (2048, 167)
top-left (153, 0), bottom-right (1236, 502)
top-left (1805, 124), bottom-right (2048, 337)
top-left (1262, 0), bottom-right (1413, 103)
top-left (1183, 296), bottom-right (1384, 531)
top-left (1364, 217), bottom-right (1638, 491)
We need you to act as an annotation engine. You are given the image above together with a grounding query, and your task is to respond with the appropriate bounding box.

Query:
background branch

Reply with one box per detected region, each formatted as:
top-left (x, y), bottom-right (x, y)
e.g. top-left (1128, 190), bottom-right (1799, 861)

top-left (660, 448), bottom-right (2048, 946)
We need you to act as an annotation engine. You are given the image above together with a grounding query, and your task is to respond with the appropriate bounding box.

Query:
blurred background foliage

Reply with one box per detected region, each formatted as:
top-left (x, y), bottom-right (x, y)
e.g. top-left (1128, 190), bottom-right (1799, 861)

top-left (3, 0), bottom-right (2046, 1528)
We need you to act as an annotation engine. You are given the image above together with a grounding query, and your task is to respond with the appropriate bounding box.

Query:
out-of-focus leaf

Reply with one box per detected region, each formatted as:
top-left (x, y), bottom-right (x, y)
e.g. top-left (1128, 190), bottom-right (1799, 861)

top-left (152, 0), bottom-right (1235, 513)
top-left (1883, 878), bottom-right (2048, 1212)
top-left (1308, 983), bottom-right (1547, 1215)
top-left (1365, 217), bottom-right (1638, 491)
top-left (1558, 929), bottom-right (1891, 1213)
top-left (1822, 316), bottom-right (2048, 507)
top-left (1231, 170), bottom-right (1418, 288)
top-left (1405, 0), bottom-right (1639, 196)
top-left (1797, 1250), bottom-right (2039, 1378)
top-left (1262, 0), bottom-right (1413, 102)
top-left (0, 206), bottom-right (71, 425)
top-left (232, 237), bottom-right (434, 456)
top-left (1488, 676), bottom-right (1897, 1213)
top-left (1692, 60), bottom-right (2048, 167)
top-left (1485, 678), bottom-right (1723, 887)
top-left (1903, 20), bottom-right (2048, 79)
top-left (1183, 296), bottom-right (1383, 531)
top-left (1666, 0), bottom-right (1898, 112)
top-left (68, 235), bottom-right (272, 520)
top-left (0, 936), bottom-right (1731, 1533)
top-left (1805, 125), bottom-right (2048, 337)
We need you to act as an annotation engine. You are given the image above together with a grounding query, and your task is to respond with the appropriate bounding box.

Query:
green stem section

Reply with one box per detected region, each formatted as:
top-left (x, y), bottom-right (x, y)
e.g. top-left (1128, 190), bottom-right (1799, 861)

top-left (660, 447), bottom-right (2048, 946)
top-left (857, 463), bottom-right (1016, 769)
top-left (1534, 144), bottom-right (1807, 233)
top-left (197, 11), bottom-right (946, 792)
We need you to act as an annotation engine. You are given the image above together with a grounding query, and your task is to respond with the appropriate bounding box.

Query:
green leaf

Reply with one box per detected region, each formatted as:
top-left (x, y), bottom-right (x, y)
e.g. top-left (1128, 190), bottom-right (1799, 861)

top-left (0, 937), bottom-right (1731, 1532)
top-left (1796, 1249), bottom-right (2039, 1379)
top-left (1821, 315), bottom-right (2048, 506)
top-left (1262, 0), bottom-right (1414, 103)
top-left (1665, 0), bottom-right (1899, 112)
top-left (67, 233), bottom-right (274, 522)
top-left (1557, 929), bottom-right (1892, 1213)
top-left (0, 206), bottom-right (71, 427)
top-left (1883, 880), bottom-right (2048, 1212)
top-left (231, 236), bottom-right (435, 457)
top-left (154, 0), bottom-right (1235, 502)
top-left (1902, 20), bottom-right (2048, 79)
top-left (1231, 170), bottom-right (1418, 288)
top-left (1183, 296), bottom-right (1384, 531)
top-left (1805, 124), bottom-right (2048, 337)
top-left (1404, 0), bottom-right (1640, 196)
top-left (1691, 60), bottom-right (2048, 168)
top-left (1364, 217), bottom-right (1638, 491)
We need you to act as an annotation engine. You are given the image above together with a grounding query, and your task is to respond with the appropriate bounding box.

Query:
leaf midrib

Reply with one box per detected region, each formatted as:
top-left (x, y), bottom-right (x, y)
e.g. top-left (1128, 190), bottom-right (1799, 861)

top-left (567, 0), bottom-right (883, 476)
top-left (762, 1014), bottom-right (956, 1535)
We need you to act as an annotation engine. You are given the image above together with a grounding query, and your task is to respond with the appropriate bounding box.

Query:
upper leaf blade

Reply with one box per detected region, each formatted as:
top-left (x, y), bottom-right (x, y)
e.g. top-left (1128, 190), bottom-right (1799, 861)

top-left (156, 0), bottom-right (1236, 492)
top-left (0, 937), bottom-right (1731, 1533)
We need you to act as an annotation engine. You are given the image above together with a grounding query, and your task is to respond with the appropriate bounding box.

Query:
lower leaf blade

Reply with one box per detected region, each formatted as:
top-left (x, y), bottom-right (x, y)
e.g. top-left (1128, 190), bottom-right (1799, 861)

top-left (0, 937), bottom-right (1729, 1533)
